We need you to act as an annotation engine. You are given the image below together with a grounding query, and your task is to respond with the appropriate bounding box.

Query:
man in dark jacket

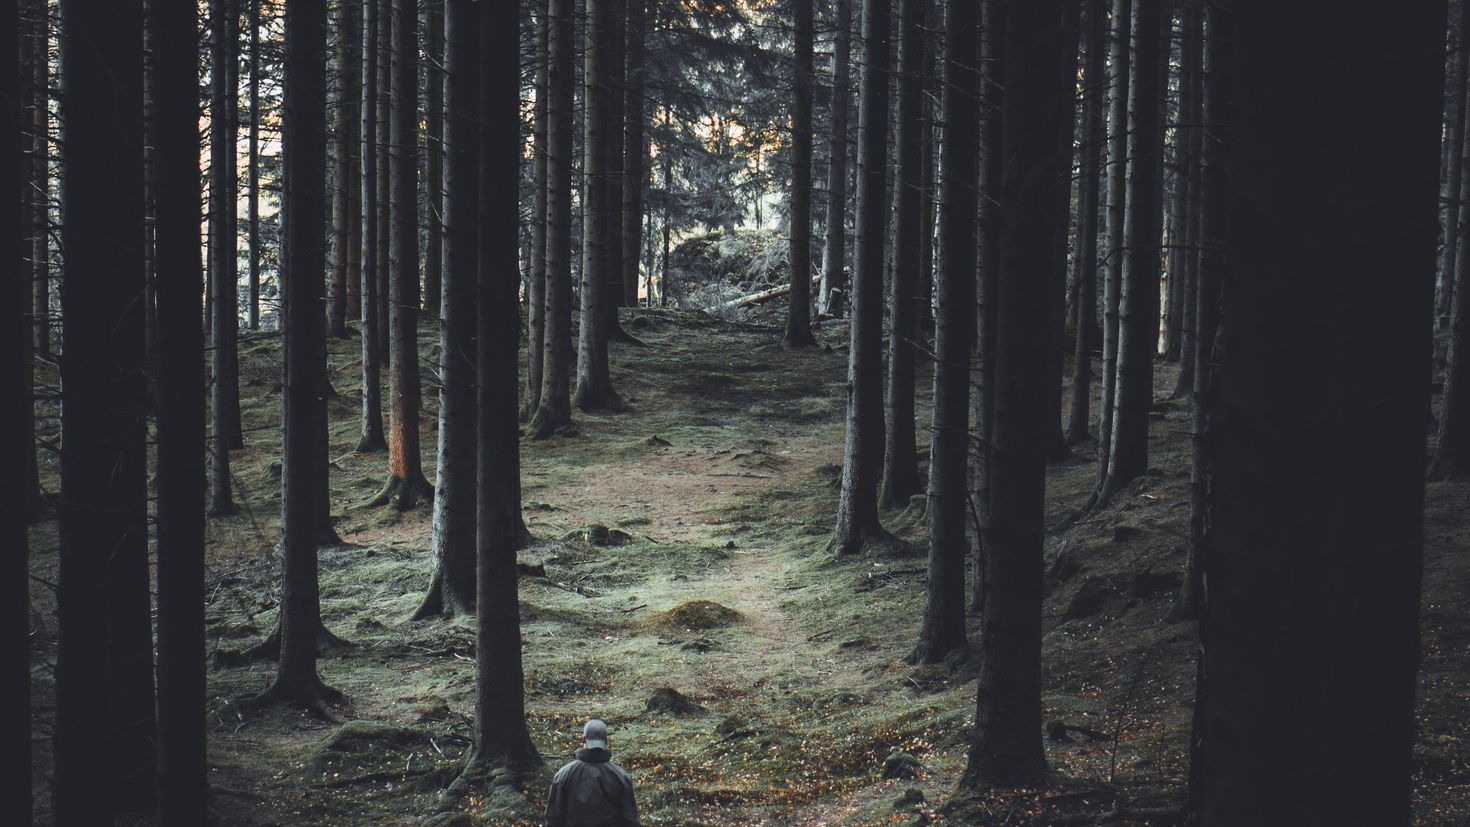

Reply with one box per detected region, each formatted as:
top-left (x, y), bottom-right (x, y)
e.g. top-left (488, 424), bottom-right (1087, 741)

top-left (544, 719), bottom-right (640, 827)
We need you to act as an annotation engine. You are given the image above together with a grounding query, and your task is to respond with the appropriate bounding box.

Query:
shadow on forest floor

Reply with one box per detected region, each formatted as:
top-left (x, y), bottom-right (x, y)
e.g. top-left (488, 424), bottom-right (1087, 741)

top-left (25, 307), bottom-right (1470, 825)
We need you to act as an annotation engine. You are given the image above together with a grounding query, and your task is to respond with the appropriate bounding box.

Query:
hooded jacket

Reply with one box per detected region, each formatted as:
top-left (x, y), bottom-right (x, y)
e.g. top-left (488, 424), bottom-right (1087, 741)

top-left (544, 747), bottom-right (641, 827)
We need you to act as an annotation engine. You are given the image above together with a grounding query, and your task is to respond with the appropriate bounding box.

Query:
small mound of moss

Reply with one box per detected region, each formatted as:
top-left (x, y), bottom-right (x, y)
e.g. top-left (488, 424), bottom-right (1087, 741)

top-left (646, 687), bottom-right (704, 716)
top-left (309, 720), bottom-right (431, 769)
top-left (660, 600), bottom-right (742, 631)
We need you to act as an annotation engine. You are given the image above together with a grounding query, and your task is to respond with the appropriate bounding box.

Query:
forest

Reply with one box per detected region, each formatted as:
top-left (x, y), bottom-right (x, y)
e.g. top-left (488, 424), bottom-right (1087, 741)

top-left (6, 0), bottom-right (1470, 825)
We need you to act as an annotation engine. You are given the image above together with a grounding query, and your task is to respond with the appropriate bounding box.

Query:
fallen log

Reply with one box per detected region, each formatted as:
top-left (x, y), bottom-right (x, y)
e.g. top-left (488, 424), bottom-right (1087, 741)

top-left (715, 284), bottom-right (791, 311)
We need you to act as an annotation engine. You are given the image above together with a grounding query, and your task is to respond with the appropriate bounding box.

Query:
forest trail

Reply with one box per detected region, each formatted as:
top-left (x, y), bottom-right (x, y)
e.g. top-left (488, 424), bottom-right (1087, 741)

top-left (26, 310), bottom-right (1470, 826)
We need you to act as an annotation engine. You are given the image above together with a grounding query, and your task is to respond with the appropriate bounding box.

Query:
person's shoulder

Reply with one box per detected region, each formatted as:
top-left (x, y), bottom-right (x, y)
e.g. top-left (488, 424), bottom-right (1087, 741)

top-left (607, 761), bottom-right (635, 783)
top-left (552, 758), bottom-right (584, 783)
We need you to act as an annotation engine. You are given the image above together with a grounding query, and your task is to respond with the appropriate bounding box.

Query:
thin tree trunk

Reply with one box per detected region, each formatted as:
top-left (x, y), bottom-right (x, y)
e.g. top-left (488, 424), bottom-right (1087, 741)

top-left (1, 4), bottom-right (30, 820)
top-left (1097, 0), bottom-right (1131, 482)
top-left (253, 0), bottom-right (345, 712)
top-left (526, 0), bottom-right (550, 418)
top-left (879, 0), bottom-right (925, 506)
top-left (574, 0), bottom-right (624, 411)
top-left (530, 0), bottom-right (575, 437)
top-left (1096, 0), bottom-right (1166, 505)
top-left (1172, 0), bottom-right (1203, 397)
top-left (1441, 0), bottom-right (1470, 326)
top-left (209, 0), bottom-right (241, 515)
top-left (375, 0), bottom-right (391, 364)
top-left (783, 0), bottom-right (817, 348)
top-left (962, 0), bottom-right (1063, 789)
top-left (372, 0), bottom-right (433, 510)
top-left (622, 0), bottom-right (645, 307)
top-left (832, 0), bottom-right (892, 556)
top-left (911, 0), bottom-right (976, 665)
top-left (359, 0), bottom-right (387, 451)
top-left (417, 0), bottom-right (480, 620)
top-left (461, 0), bottom-right (543, 781)
top-left (1187, 2), bottom-right (1442, 819)
top-left (1045, 0), bottom-right (1081, 462)
top-left (248, 0), bottom-right (262, 330)
top-left (819, 0), bottom-right (854, 317)
top-left (970, 0), bottom-right (1005, 616)
top-left (1067, 0), bottom-right (1107, 444)
top-left (605, 0), bottom-right (625, 328)
top-left (153, 0), bottom-right (209, 818)
top-left (29, 0), bottom-right (48, 358)
top-left (329, 0), bottom-right (351, 337)
top-left (423, 0), bottom-right (443, 319)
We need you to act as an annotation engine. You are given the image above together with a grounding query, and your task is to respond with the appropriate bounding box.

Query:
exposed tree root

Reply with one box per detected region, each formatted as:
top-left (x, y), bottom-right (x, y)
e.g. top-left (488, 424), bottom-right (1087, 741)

top-left (208, 500), bottom-right (240, 518)
top-left (361, 473), bottom-right (435, 511)
top-left (573, 383), bottom-right (627, 414)
top-left (828, 525), bottom-right (913, 558)
top-left (355, 431), bottom-right (387, 453)
top-left (409, 568), bottom-right (476, 622)
top-left (215, 622), bottom-right (354, 667)
top-left (526, 402), bottom-right (572, 440)
top-left (240, 673), bottom-right (347, 719)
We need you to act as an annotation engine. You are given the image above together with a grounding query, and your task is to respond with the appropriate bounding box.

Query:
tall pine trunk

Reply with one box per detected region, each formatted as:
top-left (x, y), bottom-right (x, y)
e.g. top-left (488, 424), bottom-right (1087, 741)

top-left (374, 0), bottom-right (433, 510)
top-left (818, 0), bottom-right (853, 317)
top-left (248, 0), bottom-right (263, 330)
top-left (525, 0), bottom-right (550, 417)
top-left (417, 0), bottom-right (480, 619)
top-left (912, 0), bottom-right (977, 665)
top-left (1096, 0), bottom-right (1166, 505)
top-left (209, 0), bottom-right (241, 516)
top-left (1067, 0), bottom-right (1108, 444)
top-left (153, 0), bottom-right (208, 819)
top-left (1440, 0), bottom-right (1470, 326)
top-left (462, 0), bottom-right (542, 781)
top-left (879, 0), bottom-right (926, 506)
top-left (832, 0), bottom-right (891, 556)
top-left (622, 0), bottom-right (646, 307)
top-left (1187, 2), bottom-right (1443, 819)
top-left (530, 0), bottom-right (575, 437)
top-left (783, 0), bottom-right (817, 348)
top-left (29, 1), bottom-right (48, 358)
top-left (358, 0), bottom-right (387, 451)
top-left (963, 0), bottom-right (1064, 788)
top-left (1097, 0), bottom-right (1131, 482)
top-left (375, 0), bottom-right (391, 363)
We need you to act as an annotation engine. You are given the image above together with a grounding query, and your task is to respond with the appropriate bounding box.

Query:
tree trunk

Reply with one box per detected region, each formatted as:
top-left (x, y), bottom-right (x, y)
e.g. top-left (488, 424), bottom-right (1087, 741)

top-left (1067, 0), bottom-right (1108, 444)
top-left (783, 0), bottom-right (817, 348)
top-left (56, 0), bottom-right (158, 815)
top-left (209, 0), bottom-right (241, 516)
top-left (375, 0), bottom-right (391, 363)
top-left (1440, 0), bottom-right (1470, 327)
top-left (417, 0), bottom-right (480, 620)
top-left (248, 0), bottom-right (263, 330)
top-left (526, 0), bottom-right (550, 417)
top-left (1045, 1), bottom-right (1082, 463)
top-left (911, 0), bottom-right (977, 665)
top-left (605, 0), bottom-right (625, 330)
top-left (1096, 0), bottom-right (1166, 505)
top-left (832, 0), bottom-right (891, 556)
top-left (1, 4), bottom-right (29, 819)
top-left (1187, 3), bottom-right (1442, 820)
top-left (461, 0), bottom-right (543, 782)
top-left (879, 0), bottom-right (926, 506)
top-left (529, 0), bottom-right (575, 437)
top-left (328, 0), bottom-right (353, 337)
top-left (423, 0), bottom-right (443, 319)
top-left (153, 0), bottom-right (209, 819)
top-left (1171, 0), bottom-right (1204, 398)
top-left (29, 1), bottom-right (48, 358)
top-left (358, 0), bottom-right (387, 451)
top-left (574, 0), bottom-right (624, 411)
top-left (1434, 100), bottom-right (1470, 478)
top-left (819, 0), bottom-right (854, 317)
top-left (373, 0), bottom-right (433, 510)
top-left (1097, 0), bottom-right (1131, 482)
top-left (254, 0), bottom-right (345, 712)
top-left (622, 0), bottom-right (646, 307)
top-left (970, 0), bottom-right (1005, 616)
top-left (962, 0), bottom-right (1064, 789)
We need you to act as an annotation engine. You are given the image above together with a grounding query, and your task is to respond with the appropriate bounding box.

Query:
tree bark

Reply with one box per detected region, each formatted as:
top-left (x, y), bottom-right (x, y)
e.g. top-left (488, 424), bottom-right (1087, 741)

top-left (1045, 0), bottom-right (1082, 463)
top-left (1, 4), bottom-right (30, 820)
top-left (56, 0), bottom-right (157, 814)
top-left (525, 0), bottom-right (550, 417)
top-left (622, 0), bottom-right (646, 307)
top-left (373, 0), bottom-right (434, 510)
top-left (783, 0), bottom-right (817, 348)
top-left (911, 0), bottom-right (976, 665)
top-left (1096, 0), bottom-right (1166, 505)
top-left (1440, 0), bottom-right (1470, 327)
top-left (962, 0), bottom-right (1064, 789)
top-left (818, 0), bottom-right (854, 317)
top-left (1172, 0), bottom-right (1204, 398)
top-left (1067, 0), bottom-right (1108, 444)
top-left (375, 0), bottom-right (391, 364)
top-left (209, 0), bottom-right (242, 516)
top-left (422, 0), bottom-right (443, 319)
top-left (879, 0), bottom-right (926, 506)
top-left (1097, 0), bottom-right (1131, 483)
top-left (248, 0), bottom-right (264, 331)
top-left (418, 0), bottom-right (480, 620)
top-left (29, 0), bottom-right (48, 358)
top-left (529, 0), bottom-right (575, 437)
top-left (328, 0), bottom-right (355, 337)
top-left (1187, 2), bottom-right (1443, 820)
top-left (461, 0), bottom-right (543, 782)
top-left (358, 0), bottom-right (387, 451)
top-left (153, 0), bottom-right (209, 819)
top-left (832, 0), bottom-right (892, 556)
top-left (254, 0), bottom-right (345, 712)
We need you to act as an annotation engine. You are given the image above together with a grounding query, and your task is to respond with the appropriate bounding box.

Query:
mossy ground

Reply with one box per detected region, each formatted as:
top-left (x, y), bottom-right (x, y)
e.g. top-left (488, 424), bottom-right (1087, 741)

top-left (25, 308), bottom-right (1470, 825)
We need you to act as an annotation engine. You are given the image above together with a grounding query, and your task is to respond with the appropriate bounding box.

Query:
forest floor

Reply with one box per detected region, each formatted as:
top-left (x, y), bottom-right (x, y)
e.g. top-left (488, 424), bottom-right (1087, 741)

top-left (26, 308), bottom-right (1470, 826)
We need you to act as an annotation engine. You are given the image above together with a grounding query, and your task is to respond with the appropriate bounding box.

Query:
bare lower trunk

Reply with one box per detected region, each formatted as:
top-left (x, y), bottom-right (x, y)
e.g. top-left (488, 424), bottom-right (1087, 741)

top-left (530, 0), bottom-right (575, 438)
top-left (783, 0), bottom-right (817, 349)
top-left (818, 0), bottom-right (854, 317)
